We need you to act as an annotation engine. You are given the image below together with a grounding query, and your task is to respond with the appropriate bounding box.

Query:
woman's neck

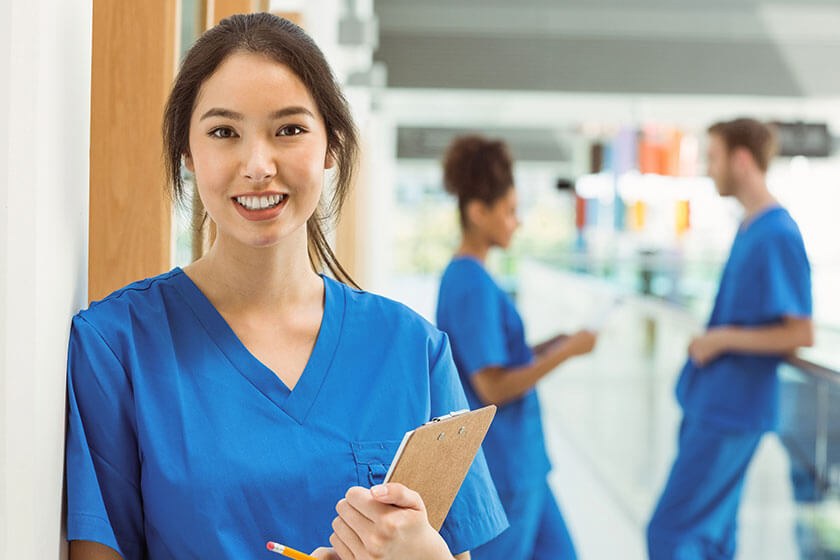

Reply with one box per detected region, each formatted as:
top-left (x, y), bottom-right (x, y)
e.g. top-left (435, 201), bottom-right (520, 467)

top-left (456, 231), bottom-right (492, 264)
top-left (185, 226), bottom-right (323, 314)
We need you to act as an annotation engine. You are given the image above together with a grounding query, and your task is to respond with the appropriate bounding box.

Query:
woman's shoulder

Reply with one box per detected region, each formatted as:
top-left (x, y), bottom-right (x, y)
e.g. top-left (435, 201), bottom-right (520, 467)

top-left (440, 257), bottom-right (499, 298)
top-left (328, 276), bottom-right (442, 340)
top-left (75, 268), bottom-right (184, 335)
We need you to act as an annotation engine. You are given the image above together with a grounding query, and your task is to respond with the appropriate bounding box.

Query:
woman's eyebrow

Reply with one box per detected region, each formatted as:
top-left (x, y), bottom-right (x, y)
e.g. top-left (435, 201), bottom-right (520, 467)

top-left (199, 108), bottom-right (242, 121)
top-left (199, 106), bottom-right (315, 122)
top-left (269, 106), bottom-right (315, 120)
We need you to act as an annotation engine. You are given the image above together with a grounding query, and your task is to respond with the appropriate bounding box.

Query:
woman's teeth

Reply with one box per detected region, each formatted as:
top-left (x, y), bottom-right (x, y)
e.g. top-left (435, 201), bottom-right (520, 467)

top-left (235, 194), bottom-right (286, 210)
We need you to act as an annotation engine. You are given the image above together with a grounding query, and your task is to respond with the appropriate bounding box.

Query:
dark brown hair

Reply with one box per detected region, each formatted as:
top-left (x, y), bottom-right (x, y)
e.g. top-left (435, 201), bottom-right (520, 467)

top-left (163, 13), bottom-right (359, 288)
top-left (442, 135), bottom-right (514, 229)
top-left (708, 118), bottom-right (778, 173)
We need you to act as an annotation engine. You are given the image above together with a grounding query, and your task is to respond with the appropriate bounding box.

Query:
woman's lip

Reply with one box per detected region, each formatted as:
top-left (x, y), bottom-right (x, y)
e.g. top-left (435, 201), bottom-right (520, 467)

top-left (232, 196), bottom-right (288, 221)
top-left (231, 192), bottom-right (288, 198)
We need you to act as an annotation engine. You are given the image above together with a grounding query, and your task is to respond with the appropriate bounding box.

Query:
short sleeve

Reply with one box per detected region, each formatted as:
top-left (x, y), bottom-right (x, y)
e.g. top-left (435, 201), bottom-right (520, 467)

top-left (428, 332), bottom-right (509, 554)
top-left (66, 315), bottom-right (145, 558)
top-left (443, 279), bottom-right (509, 377)
top-left (759, 233), bottom-right (812, 320)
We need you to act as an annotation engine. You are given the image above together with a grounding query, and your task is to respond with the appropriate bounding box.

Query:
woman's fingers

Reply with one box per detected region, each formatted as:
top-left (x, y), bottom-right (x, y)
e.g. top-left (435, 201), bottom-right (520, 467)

top-left (309, 547), bottom-right (341, 560)
top-left (334, 484), bottom-right (434, 559)
top-left (369, 483), bottom-right (425, 511)
top-left (329, 531), bottom-right (357, 560)
top-left (336, 498), bottom-right (378, 546)
top-left (332, 512), bottom-right (367, 558)
top-left (342, 486), bottom-right (394, 520)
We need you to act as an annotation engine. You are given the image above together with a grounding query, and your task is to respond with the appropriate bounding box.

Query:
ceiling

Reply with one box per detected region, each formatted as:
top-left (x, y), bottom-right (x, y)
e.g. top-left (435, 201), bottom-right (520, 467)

top-left (373, 0), bottom-right (840, 96)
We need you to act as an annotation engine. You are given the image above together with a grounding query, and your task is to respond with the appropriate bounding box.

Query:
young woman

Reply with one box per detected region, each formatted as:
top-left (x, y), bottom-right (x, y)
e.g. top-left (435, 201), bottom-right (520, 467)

top-left (436, 135), bottom-right (597, 560)
top-left (65, 14), bottom-right (506, 560)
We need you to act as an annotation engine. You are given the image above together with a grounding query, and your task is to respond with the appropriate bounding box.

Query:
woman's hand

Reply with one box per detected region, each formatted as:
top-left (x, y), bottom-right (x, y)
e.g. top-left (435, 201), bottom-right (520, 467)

top-left (311, 548), bottom-right (341, 560)
top-left (563, 329), bottom-right (597, 357)
top-left (328, 483), bottom-right (452, 560)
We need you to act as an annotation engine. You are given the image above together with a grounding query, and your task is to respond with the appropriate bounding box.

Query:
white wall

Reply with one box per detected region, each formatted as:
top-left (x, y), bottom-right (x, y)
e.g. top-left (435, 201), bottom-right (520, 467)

top-left (0, 0), bottom-right (92, 558)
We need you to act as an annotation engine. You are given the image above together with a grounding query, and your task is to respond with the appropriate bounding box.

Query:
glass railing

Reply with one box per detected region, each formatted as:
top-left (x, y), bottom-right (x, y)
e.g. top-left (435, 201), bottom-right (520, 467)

top-left (778, 357), bottom-right (840, 559)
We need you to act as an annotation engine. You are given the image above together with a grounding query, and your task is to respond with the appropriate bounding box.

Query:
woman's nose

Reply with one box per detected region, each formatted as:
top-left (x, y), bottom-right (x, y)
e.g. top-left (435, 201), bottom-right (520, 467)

top-left (242, 141), bottom-right (277, 182)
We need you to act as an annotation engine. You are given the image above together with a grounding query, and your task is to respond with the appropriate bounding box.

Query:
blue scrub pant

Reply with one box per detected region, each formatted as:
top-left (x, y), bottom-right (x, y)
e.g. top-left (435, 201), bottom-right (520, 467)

top-left (647, 417), bottom-right (763, 560)
top-left (472, 481), bottom-right (577, 560)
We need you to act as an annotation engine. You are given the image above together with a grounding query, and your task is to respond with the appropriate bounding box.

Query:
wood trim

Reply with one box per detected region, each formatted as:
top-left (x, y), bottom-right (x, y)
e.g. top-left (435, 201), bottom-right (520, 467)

top-left (273, 12), bottom-right (305, 27)
top-left (89, 1), bottom-right (177, 302)
top-left (208, 0), bottom-right (264, 26)
top-left (334, 139), bottom-right (368, 285)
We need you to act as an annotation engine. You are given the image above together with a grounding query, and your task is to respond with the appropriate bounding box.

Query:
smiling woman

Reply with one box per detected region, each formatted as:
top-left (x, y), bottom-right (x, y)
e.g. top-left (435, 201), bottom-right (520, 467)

top-left (65, 13), bottom-right (507, 560)
top-left (163, 15), bottom-right (356, 284)
top-left (183, 52), bottom-right (331, 250)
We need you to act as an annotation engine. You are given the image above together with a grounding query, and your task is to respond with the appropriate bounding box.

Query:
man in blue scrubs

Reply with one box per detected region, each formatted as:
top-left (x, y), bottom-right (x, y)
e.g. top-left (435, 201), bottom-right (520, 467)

top-left (647, 118), bottom-right (814, 559)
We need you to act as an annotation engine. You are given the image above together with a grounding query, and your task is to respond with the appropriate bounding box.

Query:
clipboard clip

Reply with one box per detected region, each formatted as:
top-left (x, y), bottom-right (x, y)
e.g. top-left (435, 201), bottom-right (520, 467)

top-left (427, 409), bottom-right (470, 424)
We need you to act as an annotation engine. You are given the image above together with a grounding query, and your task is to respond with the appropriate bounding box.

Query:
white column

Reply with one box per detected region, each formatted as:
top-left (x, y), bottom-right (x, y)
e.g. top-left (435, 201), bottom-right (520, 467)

top-left (0, 0), bottom-right (92, 558)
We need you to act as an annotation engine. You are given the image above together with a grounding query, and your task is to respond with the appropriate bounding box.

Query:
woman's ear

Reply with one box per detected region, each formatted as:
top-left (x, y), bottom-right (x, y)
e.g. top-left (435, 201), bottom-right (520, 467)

top-left (184, 152), bottom-right (195, 173)
top-left (465, 199), bottom-right (486, 230)
top-left (324, 150), bottom-right (336, 170)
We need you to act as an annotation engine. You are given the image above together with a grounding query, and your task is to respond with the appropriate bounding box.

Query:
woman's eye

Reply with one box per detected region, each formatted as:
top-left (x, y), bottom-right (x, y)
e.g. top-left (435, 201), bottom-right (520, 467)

top-left (278, 125), bottom-right (305, 137)
top-left (209, 127), bottom-right (236, 139)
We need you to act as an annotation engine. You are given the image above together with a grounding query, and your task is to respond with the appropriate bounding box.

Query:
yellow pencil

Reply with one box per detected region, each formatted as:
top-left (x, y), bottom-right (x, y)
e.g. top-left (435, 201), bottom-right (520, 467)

top-left (266, 541), bottom-right (318, 560)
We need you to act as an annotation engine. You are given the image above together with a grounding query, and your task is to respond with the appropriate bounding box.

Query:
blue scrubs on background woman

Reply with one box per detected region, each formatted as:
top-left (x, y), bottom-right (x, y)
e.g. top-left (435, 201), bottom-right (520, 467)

top-left (67, 269), bottom-right (508, 558)
top-left (435, 134), bottom-right (594, 560)
top-left (437, 257), bottom-right (577, 560)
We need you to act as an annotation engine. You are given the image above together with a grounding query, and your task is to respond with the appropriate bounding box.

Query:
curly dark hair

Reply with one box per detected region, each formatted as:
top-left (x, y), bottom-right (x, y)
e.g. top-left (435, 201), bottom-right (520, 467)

top-left (442, 135), bottom-right (514, 229)
top-left (162, 13), bottom-right (359, 287)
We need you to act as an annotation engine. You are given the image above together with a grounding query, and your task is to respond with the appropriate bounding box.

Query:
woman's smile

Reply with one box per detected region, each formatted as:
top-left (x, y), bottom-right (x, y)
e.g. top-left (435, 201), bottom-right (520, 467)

top-left (232, 192), bottom-right (290, 221)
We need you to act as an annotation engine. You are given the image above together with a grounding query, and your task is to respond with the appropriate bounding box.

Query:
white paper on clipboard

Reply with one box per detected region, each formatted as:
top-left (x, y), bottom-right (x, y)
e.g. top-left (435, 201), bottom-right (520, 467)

top-left (586, 296), bottom-right (624, 331)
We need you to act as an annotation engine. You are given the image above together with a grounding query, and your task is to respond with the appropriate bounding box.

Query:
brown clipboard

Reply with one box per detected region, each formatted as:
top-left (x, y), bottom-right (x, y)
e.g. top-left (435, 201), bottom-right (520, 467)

top-left (383, 405), bottom-right (497, 531)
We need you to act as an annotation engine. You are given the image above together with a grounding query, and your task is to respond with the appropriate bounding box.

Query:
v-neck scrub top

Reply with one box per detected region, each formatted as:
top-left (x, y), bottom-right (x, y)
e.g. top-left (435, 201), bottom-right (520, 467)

top-left (66, 269), bottom-right (508, 559)
top-left (436, 257), bottom-right (552, 495)
top-left (675, 206), bottom-right (812, 431)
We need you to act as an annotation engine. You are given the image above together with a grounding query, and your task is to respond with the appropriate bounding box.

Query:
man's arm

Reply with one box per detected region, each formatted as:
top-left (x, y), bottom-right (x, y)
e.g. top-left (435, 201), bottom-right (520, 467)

top-left (689, 316), bottom-right (814, 366)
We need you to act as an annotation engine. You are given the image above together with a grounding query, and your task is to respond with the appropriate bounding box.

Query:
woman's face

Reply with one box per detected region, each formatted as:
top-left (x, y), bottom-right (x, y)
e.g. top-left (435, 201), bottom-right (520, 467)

top-left (471, 187), bottom-right (520, 249)
top-left (185, 51), bottom-right (333, 249)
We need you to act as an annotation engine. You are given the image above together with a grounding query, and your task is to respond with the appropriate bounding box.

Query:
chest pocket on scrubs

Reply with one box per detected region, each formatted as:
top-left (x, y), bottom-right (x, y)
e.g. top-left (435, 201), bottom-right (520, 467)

top-left (350, 440), bottom-right (401, 487)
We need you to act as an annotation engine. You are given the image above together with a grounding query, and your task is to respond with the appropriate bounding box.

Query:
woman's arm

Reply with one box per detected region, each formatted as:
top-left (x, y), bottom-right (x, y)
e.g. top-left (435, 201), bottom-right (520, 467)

top-left (69, 541), bottom-right (123, 560)
top-left (471, 330), bottom-right (596, 406)
top-left (531, 333), bottom-right (569, 357)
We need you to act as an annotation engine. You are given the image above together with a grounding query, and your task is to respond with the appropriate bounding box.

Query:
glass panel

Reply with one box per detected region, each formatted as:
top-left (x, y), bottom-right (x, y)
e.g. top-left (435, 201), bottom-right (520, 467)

top-left (172, 0), bottom-right (206, 268)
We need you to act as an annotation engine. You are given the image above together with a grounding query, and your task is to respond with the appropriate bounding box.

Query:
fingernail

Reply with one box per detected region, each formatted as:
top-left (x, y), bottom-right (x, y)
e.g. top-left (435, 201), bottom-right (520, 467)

top-left (371, 484), bottom-right (387, 497)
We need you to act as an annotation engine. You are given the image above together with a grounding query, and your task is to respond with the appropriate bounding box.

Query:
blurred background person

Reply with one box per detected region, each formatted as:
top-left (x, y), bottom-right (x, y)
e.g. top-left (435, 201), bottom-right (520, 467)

top-left (647, 118), bottom-right (813, 559)
top-left (436, 135), bottom-right (597, 560)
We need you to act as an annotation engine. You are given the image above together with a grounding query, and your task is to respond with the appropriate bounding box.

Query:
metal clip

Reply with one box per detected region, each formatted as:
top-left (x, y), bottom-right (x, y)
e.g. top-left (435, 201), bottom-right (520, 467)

top-left (427, 409), bottom-right (470, 424)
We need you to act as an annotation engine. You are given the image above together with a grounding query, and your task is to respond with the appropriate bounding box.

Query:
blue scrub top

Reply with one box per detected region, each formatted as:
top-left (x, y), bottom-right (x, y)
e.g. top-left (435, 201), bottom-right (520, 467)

top-left (436, 256), bottom-right (551, 495)
top-left (676, 206), bottom-right (812, 432)
top-left (66, 269), bottom-right (508, 559)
